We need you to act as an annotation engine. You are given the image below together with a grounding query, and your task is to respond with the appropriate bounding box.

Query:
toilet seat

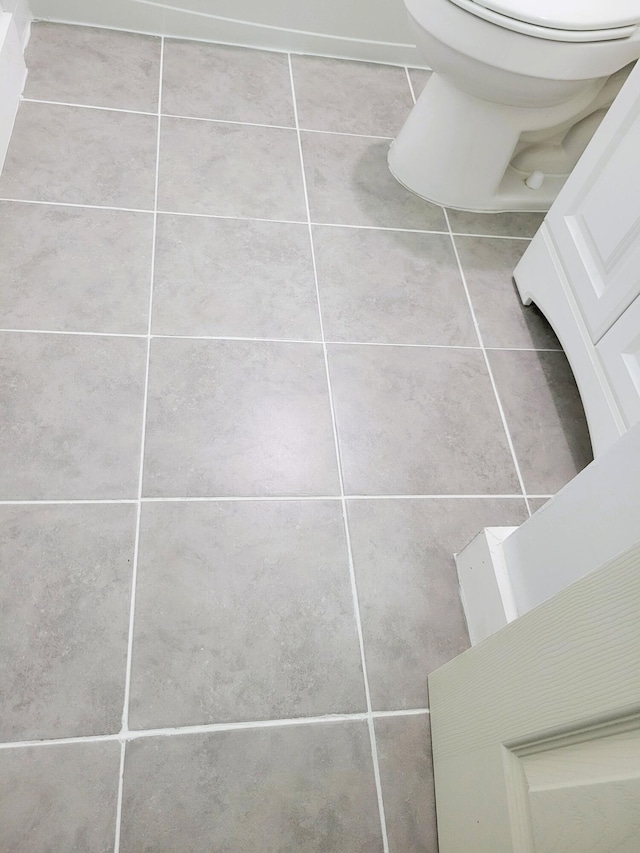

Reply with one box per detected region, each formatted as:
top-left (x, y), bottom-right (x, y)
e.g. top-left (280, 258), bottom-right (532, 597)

top-left (451, 0), bottom-right (640, 41)
top-left (474, 0), bottom-right (640, 31)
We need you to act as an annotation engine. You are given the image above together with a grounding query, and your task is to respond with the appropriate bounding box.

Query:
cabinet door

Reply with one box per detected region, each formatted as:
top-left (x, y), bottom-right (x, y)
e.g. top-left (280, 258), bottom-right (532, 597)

top-left (597, 292), bottom-right (640, 428)
top-left (546, 61), bottom-right (640, 343)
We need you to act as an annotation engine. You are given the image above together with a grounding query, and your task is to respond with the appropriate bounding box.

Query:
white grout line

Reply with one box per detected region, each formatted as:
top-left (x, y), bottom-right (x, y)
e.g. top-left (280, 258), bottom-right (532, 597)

top-left (151, 333), bottom-right (323, 344)
top-left (405, 66), bottom-right (417, 105)
top-left (311, 221), bottom-right (448, 235)
top-left (344, 494), bottom-right (530, 500)
top-left (287, 53), bottom-right (390, 853)
top-left (113, 36), bottom-right (164, 853)
top-left (0, 327), bottom-right (561, 353)
top-left (0, 707), bottom-right (434, 752)
top-left (326, 340), bottom-right (480, 350)
top-left (0, 197), bottom-right (154, 214)
top-left (126, 713), bottom-right (370, 739)
top-left (444, 209), bottom-right (532, 517)
top-left (20, 97), bottom-right (392, 140)
top-left (141, 495), bottom-right (342, 502)
top-left (0, 499), bottom-right (138, 505)
top-left (113, 742), bottom-right (127, 845)
top-left (0, 196), bottom-right (538, 239)
top-left (20, 97), bottom-right (157, 117)
top-left (165, 112), bottom-right (396, 141)
top-left (0, 494), bottom-right (540, 506)
top-left (158, 208), bottom-right (306, 225)
top-left (451, 231), bottom-right (535, 241)
top-left (0, 733), bottom-right (121, 751)
top-left (161, 111), bottom-right (294, 130)
top-left (372, 708), bottom-right (429, 718)
top-left (0, 328), bottom-right (145, 338)
top-left (301, 127), bottom-right (394, 141)
top-left (486, 346), bottom-right (563, 353)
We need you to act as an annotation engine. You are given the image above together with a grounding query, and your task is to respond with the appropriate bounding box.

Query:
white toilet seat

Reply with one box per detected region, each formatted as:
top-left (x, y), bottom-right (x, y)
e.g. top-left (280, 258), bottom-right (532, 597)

top-left (450, 0), bottom-right (639, 42)
top-left (472, 0), bottom-right (640, 32)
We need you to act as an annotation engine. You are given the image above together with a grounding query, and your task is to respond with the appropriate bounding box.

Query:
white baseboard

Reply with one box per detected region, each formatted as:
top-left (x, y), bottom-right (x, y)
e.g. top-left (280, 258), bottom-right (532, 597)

top-left (455, 526), bottom-right (519, 645)
top-left (29, 0), bottom-right (423, 65)
top-left (0, 7), bottom-right (28, 176)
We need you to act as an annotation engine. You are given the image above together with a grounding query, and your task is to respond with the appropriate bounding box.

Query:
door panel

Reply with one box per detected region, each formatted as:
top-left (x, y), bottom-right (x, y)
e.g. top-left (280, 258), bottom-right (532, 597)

top-left (429, 541), bottom-right (640, 852)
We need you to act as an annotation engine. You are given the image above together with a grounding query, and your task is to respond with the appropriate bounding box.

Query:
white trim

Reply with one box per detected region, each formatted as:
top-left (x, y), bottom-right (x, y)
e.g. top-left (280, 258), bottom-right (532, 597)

top-left (455, 526), bottom-right (520, 645)
top-left (502, 421), bottom-right (640, 616)
top-left (29, 0), bottom-right (423, 65)
top-left (1, 0), bottom-right (31, 46)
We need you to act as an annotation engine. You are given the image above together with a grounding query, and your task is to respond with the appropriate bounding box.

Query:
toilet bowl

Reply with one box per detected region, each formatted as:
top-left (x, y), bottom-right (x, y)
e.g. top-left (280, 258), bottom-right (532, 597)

top-left (388, 0), bottom-right (640, 211)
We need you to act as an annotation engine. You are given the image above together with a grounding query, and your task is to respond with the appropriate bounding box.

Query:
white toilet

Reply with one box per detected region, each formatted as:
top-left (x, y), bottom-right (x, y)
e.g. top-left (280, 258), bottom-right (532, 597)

top-left (388, 0), bottom-right (640, 211)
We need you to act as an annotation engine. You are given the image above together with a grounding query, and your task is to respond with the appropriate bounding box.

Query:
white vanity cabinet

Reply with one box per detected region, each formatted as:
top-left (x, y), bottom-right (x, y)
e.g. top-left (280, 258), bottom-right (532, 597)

top-left (514, 59), bottom-right (640, 457)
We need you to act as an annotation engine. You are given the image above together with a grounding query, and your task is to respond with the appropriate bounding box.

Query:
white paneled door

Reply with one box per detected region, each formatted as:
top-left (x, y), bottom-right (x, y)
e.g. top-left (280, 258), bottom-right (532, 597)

top-left (430, 540), bottom-right (640, 852)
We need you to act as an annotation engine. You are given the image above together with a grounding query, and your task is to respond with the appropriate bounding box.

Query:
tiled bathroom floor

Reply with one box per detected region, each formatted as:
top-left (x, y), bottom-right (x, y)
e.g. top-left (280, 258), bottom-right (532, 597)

top-left (0, 23), bottom-right (593, 852)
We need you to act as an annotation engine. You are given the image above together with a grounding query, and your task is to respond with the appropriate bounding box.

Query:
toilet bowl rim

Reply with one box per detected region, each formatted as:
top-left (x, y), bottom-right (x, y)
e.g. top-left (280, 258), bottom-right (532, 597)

top-left (407, 0), bottom-right (639, 43)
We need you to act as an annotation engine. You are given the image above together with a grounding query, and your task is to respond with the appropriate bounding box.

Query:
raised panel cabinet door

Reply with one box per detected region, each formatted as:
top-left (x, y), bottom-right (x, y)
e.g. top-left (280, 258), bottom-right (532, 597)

top-left (545, 60), bottom-right (640, 343)
top-left (429, 540), bottom-right (640, 853)
top-left (597, 292), bottom-right (640, 428)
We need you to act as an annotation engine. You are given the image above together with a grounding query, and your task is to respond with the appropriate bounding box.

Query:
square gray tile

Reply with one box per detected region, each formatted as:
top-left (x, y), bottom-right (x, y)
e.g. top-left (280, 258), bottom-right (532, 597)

top-left (408, 69), bottom-right (431, 99)
top-left (489, 350), bottom-right (593, 494)
top-left (348, 498), bottom-right (528, 709)
top-left (152, 214), bottom-right (319, 339)
top-left (0, 742), bottom-right (120, 852)
top-left (328, 344), bottom-right (519, 495)
top-left (455, 236), bottom-right (561, 350)
top-left (447, 209), bottom-right (545, 238)
top-left (0, 504), bottom-right (135, 740)
top-left (163, 39), bottom-right (294, 125)
top-left (0, 333), bottom-right (146, 499)
top-left (375, 714), bottom-right (438, 853)
top-left (24, 23), bottom-right (161, 112)
top-left (157, 116), bottom-right (306, 219)
top-left (0, 102), bottom-right (157, 208)
top-left (292, 56), bottom-right (413, 137)
top-left (0, 202), bottom-right (153, 333)
top-left (129, 500), bottom-right (364, 728)
top-left (120, 723), bottom-right (383, 852)
top-left (314, 226), bottom-right (475, 345)
top-left (302, 132), bottom-right (446, 229)
top-left (143, 338), bottom-right (340, 497)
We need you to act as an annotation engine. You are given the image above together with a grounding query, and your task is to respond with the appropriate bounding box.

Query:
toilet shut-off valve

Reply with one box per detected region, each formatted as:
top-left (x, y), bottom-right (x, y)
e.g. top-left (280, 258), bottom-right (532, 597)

top-left (525, 170), bottom-right (545, 190)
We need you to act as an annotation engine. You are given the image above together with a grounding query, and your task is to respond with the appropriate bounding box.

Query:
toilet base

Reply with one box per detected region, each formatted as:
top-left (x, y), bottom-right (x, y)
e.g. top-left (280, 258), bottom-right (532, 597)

top-left (388, 71), bottom-right (602, 212)
top-left (389, 156), bottom-right (565, 213)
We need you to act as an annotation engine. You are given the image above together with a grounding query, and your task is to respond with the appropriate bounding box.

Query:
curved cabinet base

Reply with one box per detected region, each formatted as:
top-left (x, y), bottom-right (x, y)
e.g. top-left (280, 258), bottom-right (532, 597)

top-left (513, 223), bottom-right (626, 458)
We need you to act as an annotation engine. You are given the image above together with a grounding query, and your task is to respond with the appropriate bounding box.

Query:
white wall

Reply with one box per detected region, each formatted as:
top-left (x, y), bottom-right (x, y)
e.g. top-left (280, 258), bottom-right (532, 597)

top-left (29, 0), bottom-right (421, 65)
top-left (0, 0), bottom-right (29, 174)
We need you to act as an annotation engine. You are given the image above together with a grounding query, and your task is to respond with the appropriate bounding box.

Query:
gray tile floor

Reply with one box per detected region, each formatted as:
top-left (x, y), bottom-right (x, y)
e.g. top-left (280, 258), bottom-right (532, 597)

top-left (0, 23), bottom-right (593, 853)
